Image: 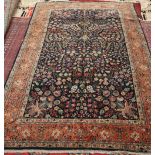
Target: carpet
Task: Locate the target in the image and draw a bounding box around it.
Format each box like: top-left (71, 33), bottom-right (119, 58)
top-left (140, 20), bottom-right (151, 51)
top-left (69, 0), bottom-right (151, 21)
top-left (4, 17), bottom-right (31, 83)
top-left (15, 7), bottom-right (34, 18)
top-left (5, 1), bottom-right (150, 153)
top-left (4, 151), bottom-right (151, 155)
top-left (70, 1), bottom-right (142, 20)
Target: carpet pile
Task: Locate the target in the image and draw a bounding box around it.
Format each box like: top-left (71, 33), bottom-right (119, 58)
top-left (5, 2), bottom-right (150, 154)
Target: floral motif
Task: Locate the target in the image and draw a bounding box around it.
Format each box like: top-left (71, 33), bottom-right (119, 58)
top-left (23, 9), bottom-right (139, 120)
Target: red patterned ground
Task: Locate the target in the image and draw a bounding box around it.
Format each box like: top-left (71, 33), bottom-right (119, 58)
top-left (4, 17), bottom-right (31, 83)
top-left (140, 20), bottom-right (151, 50)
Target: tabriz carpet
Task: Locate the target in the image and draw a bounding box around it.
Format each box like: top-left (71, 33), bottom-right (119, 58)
top-left (5, 1), bottom-right (150, 153)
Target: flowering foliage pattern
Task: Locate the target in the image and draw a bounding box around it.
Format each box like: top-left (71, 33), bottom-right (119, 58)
top-left (24, 9), bottom-right (139, 120)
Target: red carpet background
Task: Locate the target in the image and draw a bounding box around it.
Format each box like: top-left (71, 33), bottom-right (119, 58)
top-left (4, 17), bottom-right (31, 83)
